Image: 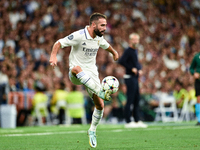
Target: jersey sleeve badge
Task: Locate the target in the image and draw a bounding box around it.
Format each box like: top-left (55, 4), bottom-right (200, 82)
top-left (68, 34), bottom-right (74, 40)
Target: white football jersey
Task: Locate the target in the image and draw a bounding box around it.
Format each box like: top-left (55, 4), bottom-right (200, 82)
top-left (58, 26), bottom-right (110, 73)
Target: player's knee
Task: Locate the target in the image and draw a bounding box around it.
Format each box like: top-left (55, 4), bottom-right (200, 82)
top-left (71, 66), bottom-right (82, 76)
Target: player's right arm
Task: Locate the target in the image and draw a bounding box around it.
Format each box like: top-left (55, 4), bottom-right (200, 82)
top-left (49, 41), bottom-right (61, 69)
top-left (49, 30), bottom-right (80, 69)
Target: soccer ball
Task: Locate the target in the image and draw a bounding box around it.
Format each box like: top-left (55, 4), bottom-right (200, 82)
top-left (101, 76), bottom-right (119, 94)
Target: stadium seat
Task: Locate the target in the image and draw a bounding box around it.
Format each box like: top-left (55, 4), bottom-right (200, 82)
top-left (178, 98), bottom-right (190, 122)
top-left (188, 99), bottom-right (197, 120)
top-left (154, 96), bottom-right (178, 122)
top-left (178, 98), bottom-right (196, 122)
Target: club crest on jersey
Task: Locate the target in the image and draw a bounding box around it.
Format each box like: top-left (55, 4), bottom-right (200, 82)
top-left (68, 35), bottom-right (74, 40)
top-left (98, 41), bottom-right (100, 46)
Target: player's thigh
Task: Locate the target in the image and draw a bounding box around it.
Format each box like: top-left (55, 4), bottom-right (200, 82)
top-left (68, 70), bottom-right (82, 85)
top-left (86, 70), bottom-right (101, 97)
top-left (69, 68), bottom-right (101, 94)
top-left (87, 71), bottom-right (104, 109)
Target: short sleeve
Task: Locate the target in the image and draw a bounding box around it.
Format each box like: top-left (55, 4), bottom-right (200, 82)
top-left (58, 31), bottom-right (80, 48)
top-left (100, 38), bottom-right (110, 50)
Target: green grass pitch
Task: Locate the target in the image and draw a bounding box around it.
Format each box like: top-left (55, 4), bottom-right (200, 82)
top-left (0, 122), bottom-right (199, 150)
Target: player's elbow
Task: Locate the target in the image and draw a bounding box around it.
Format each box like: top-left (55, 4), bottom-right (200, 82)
top-left (54, 41), bottom-right (61, 48)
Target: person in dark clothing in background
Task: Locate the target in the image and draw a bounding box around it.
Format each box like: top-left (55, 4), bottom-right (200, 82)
top-left (190, 52), bottom-right (200, 126)
top-left (118, 33), bottom-right (148, 128)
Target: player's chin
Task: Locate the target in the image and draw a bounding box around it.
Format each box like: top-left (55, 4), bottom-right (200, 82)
top-left (98, 34), bottom-right (104, 37)
top-left (101, 31), bottom-right (105, 35)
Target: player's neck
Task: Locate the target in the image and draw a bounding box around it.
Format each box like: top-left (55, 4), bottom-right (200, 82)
top-left (87, 26), bottom-right (96, 39)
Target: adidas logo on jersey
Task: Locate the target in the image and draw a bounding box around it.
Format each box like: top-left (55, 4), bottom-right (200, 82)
top-left (82, 42), bottom-right (86, 45)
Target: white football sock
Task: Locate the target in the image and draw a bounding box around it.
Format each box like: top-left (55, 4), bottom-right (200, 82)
top-left (76, 71), bottom-right (99, 94)
top-left (89, 108), bottom-right (104, 132)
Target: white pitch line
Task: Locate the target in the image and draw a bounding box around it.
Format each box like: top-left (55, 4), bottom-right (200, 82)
top-left (0, 130), bottom-right (24, 133)
top-left (1, 126), bottom-right (197, 137)
top-left (1, 130), bottom-right (86, 137)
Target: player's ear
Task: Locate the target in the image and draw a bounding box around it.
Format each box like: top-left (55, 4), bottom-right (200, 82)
top-left (91, 21), bottom-right (97, 28)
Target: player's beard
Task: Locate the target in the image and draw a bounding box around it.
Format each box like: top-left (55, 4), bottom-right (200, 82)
top-left (94, 28), bottom-right (104, 37)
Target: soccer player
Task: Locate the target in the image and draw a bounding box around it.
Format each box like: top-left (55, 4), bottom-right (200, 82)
top-left (189, 52), bottom-right (200, 126)
top-left (49, 13), bottom-right (119, 148)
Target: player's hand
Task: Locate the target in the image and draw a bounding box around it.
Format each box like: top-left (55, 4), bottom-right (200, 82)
top-left (49, 56), bottom-right (57, 69)
top-left (194, 72), bottom-right (200, 79)
top-left (113, 51), bottom-right (119, 61)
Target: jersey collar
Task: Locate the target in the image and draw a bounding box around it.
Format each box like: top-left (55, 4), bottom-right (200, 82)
top-left (84, 26), bottom-right (99, 40)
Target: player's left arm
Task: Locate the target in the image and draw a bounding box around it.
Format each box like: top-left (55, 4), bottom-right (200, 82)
top-left (105, 45), bottom-right (119, 61)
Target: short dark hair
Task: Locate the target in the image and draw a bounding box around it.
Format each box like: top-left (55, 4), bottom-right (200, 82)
top-left (89, 13), bottom-right (107, 25)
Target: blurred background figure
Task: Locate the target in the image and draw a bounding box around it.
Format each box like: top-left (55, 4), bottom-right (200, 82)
top-left (31, 81), bottom-right (49, 126)
top-left (66, 85), bottom-right (86, 124)
top-left (0, 65), bottom-right (9, 104)
top-left (173, 79), bottom-right (188, 109)
top-left (50, 81), bottom-right (68, 125)
top-left (118, 33), bottom-right (147, 128)
top-left (190, 52), bottom-right (200, 126)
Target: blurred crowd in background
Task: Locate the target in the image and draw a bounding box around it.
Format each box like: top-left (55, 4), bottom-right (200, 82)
top-left (0, 0), bottom-right (200, 125)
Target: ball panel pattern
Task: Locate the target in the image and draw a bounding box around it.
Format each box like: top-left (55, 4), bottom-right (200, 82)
top-left (101, 76), bottom-right (119, 94)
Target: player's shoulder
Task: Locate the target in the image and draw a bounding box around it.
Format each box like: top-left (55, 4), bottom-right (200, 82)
top-left (72, 29), bottom-right (85, 36)
top-left (78, 29), bottom-right (85, 35)
top-left (69, 29), bottom-right (85, 40)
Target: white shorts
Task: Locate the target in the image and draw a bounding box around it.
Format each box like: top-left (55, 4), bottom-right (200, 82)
top-left (68, 68), bottom-right (101, 98)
